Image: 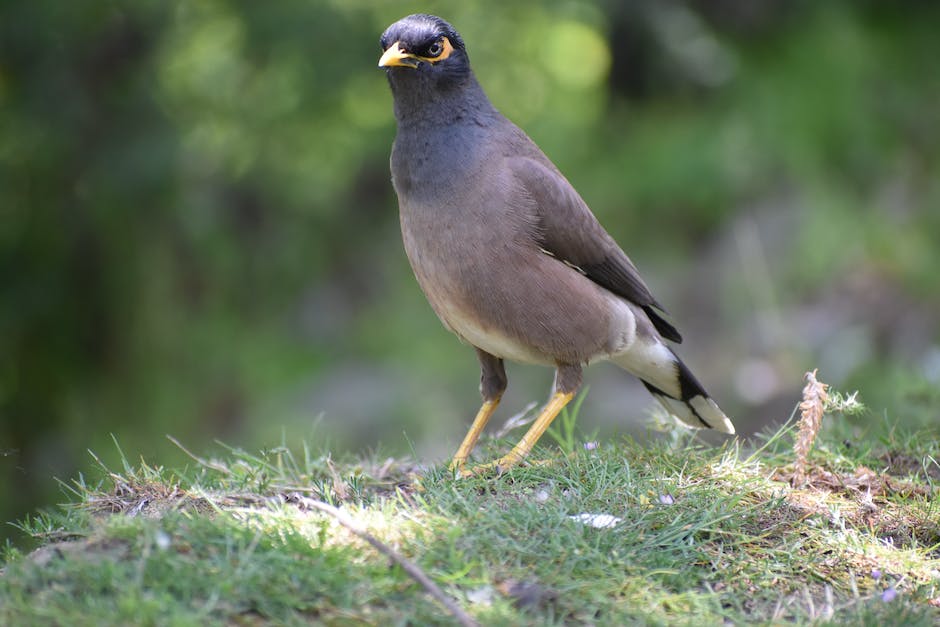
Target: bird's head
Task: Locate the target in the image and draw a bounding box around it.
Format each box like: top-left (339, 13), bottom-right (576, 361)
top-left (378, 14), bottom-right (470, 89)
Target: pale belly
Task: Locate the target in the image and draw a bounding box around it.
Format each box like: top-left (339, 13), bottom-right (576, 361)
top-left (436, 299), bottom-right (553, 365)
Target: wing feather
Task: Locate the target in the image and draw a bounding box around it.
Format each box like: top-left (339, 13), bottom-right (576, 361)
top-left (511, 157), bottom-right (682, 343)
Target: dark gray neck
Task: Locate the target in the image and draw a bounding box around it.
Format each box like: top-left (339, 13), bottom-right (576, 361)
top-left (387, 70), bottom-right (498, 131)
top-left (387, 69), bottom-right (507, 203)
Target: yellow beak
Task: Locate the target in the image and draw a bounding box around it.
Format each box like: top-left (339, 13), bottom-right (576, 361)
top-left (378, 41), bottom-right (419, 68)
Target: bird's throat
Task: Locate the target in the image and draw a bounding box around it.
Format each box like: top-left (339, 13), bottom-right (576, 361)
top-left (388, 71), bottom-right (495, 130)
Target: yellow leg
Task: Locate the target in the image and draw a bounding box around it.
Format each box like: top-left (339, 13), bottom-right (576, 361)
top-left (471, 390), bottom-right (575, 475)
top-left (449, 397), bottom-right (501, 474)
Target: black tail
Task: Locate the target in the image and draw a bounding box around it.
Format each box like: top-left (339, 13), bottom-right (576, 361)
top-left (640, 356), bottom-right (735, 434)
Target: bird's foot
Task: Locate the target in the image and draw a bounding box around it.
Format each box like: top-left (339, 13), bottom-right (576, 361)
top-left (459, 459), bottom-right (501, 478)
top-left (456, 450), bottom-right (526, 477)
top-left (449, 460), bottom-right (470, 478)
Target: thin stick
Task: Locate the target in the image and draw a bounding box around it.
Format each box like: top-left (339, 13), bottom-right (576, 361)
top-left (165, 437), bottom-right (474, 623)
top-left (287, 493), bottom-right (478, 627)
top-left (167, 435), bottom-right (231, 475)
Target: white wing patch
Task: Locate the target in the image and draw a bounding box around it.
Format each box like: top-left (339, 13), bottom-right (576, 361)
top-left (538, 247), bottom-right (587, 275)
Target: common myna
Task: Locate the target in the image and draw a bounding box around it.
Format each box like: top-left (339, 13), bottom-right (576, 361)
top-left (378, 14), bottom-right (735, 475)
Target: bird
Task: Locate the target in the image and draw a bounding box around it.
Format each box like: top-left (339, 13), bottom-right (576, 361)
top-left (378, 14), bottom-right (735, 476)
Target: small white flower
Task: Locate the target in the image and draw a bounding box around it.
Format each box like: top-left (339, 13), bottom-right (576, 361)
top-left (466, 586), bottom-right (495, 605)
top-left (569, 513), bottom-right (622, 529)
top-left (155, 530), bottom-right (172, 551)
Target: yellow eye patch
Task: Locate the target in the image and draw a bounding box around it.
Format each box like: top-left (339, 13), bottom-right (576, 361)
top-left (378, 37), bottom-right (455, 68)
top-left (426, 36), bottom-right (454, 61)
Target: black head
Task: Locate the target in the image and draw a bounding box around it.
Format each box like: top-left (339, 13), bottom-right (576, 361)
top-left (378, 14), bottom-right (470, 87)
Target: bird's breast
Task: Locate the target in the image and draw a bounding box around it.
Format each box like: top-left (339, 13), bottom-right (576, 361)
top-left (397, 188), bottom-right (551, 364)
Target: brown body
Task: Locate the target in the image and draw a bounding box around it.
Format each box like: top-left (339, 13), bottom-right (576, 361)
top-left (380, 14), bottom-right (734, 474)
top-left (399, 150), bottom-right (637, 368)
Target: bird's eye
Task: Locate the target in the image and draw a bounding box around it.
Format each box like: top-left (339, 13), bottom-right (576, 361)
top-left (427, 40), bottom-right (443, 57)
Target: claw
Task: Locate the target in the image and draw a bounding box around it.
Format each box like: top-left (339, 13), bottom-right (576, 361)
top-left (449, 390), bottom-right (575, 478)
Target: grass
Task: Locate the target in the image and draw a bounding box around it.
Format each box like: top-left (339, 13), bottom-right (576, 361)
top-left (2, 402), bottom-right (939, 625)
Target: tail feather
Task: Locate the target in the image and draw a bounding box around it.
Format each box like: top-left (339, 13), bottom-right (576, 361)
top-left (642, 380), bottom-right (735, 434)
top-left (613, 340), bottom-right (735, 434)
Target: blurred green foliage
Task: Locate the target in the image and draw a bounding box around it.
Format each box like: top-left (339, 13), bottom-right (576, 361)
top-left (1, 0), bottom-right (938, 543)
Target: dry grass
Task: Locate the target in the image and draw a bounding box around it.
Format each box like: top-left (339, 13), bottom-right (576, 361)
top-left (793, 369), bottom-right (829, 485)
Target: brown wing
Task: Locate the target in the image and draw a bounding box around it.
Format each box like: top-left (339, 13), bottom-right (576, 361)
top-left (511, 157), bottom-right (682, 343)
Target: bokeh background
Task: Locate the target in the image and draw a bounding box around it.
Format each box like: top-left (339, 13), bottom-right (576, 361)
top-left (2, 0), bottom-right (939, 544)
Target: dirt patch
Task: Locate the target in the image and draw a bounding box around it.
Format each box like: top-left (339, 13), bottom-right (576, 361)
top-left (879, 451), bottom-right (940, 483)
top-left (772, 465), bottom-right (932, 499)
top-left (768, 465), bottom-right (940, 557)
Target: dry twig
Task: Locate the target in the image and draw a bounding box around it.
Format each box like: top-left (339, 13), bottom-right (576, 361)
top-left (285, 493), bottom-right (479, 627)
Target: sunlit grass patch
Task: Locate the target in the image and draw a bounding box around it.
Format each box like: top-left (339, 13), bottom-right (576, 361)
top-left (2, 406), bottom-right (938, 625)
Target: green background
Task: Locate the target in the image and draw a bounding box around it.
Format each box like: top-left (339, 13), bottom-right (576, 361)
top-left (2, 0), bottom-right (939, 544)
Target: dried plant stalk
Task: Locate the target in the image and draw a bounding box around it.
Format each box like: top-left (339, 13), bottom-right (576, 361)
top-left (793, 369), bottom-right (829, 484)
top-left (285, 493), bottom-right (479, 627)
